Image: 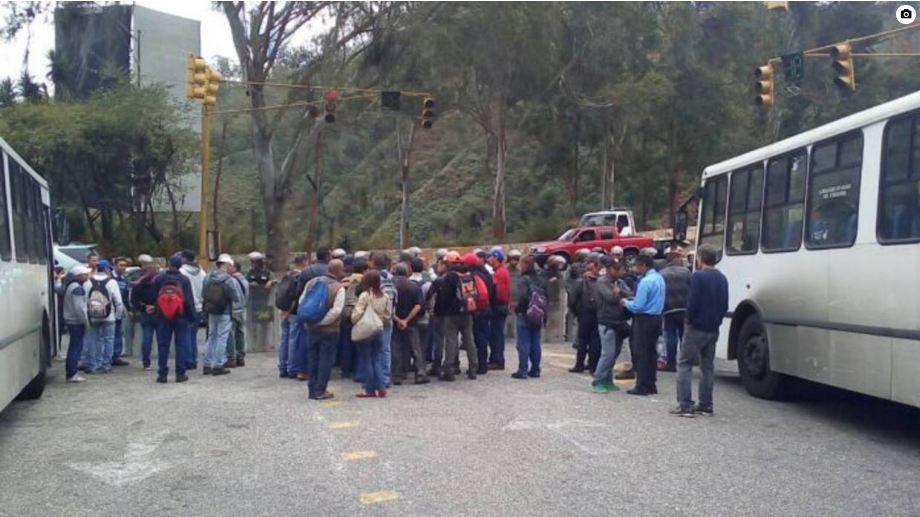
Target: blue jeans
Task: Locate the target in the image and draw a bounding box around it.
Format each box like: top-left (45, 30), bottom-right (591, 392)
top-left (593, 324), bottom-right (623, 385)
top-left (473, 313), bottom-right (491, 371)
top-left (87, 321), bottom-right (115, 372)
top-left (113, 319), bottom-right (124, 360)
top-left (338, 320), bottom-right (356, 375)
top-left (381, 323), bottom-right (393, 386)
top-left (156, 318), bottom-right (191, 378)
top-left (357, 330), bottom-right (385, 392)
top-left (205, 313), bottom-right (232, 368)
top-left (515, 315), bottom-right (542, 376)
top-left (295, 324), bottom-right (309, 374)
top-left (489, 309), bottom-right (508, 367)
top-left (65, 324), bottom-right (86, 379)
top-left (279, 316), bottom-right (301, 375)
top-left (140, 314), bottom-right (157, 368)
top-left (305, 330), bottom-right (338, 397)
top-left (664, 313), bottom-right (685, 367)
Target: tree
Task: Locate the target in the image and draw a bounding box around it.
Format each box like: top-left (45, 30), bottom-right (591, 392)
top-left (0, 77), bottom-right (16, 106)
top-left (220, 1), bottom-right (398, 265)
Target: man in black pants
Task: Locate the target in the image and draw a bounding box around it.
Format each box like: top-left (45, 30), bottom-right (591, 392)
top-left (623, 254), bottom-right (666, 396)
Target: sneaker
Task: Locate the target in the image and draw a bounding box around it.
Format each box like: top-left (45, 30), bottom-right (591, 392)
top-left (225, 358), bottom-right (237, 368)
top-left (604, 381), bottom-right (620, 392)
top-left (236, 357), bottom-right (245, 367)
top-left (475, 367), bottom-right (488, 375)
top-left (66, 375), bottom-right (87, 383)
top-left (591, 383), bottom-right (609, 394)
top-left (143, 366), bottom-right (152, 372)
top-left (203, 367), bottom-right (212, 375)
top-left (211, 368), bottom-right (230, 376)
top-left (527, 371), bottom-right (541, 378)
top-left (568, 366), bottom-right (586, 373)
top-left (669, 406), bottom-right (696, 418)
top-left (694, 405), bottom-right (714, 416)
top-left (487, 363), bottom-right (505, 371)
top-left (156, 376), bottom-right (167, 384)
top-left (439, 374), bottom-right (455, 382)
top-left (511, 372), bottom-right (527, 380)
top-left (112, 358), bottom-right (130, 366)
top-left (466, 371), bottom-right (477, 380)
top-left (356, 391), bottom-right (377, 398)
top-left (176, 374), bottom-right (189, 383)
top-left (377, 389), bottom-right (388, 398)
top-left (414, 377), bottom-right (430, 385)
top-left (317, 392), bottom-right (334, 400)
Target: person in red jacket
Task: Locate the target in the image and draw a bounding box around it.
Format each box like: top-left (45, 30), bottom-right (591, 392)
top-left (487, 247), bottom-right (511, 370)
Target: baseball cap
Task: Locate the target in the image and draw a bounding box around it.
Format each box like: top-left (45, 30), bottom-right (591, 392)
top-left (490, 248), bottom-right (505, 262)
top-left (462, 253), bottom-right (479, 266)
top-left (332, 248), bottom-right (347, 259)
top-left (137, 254), bottom-right (154, 265)
top-left (248, 251), bottom-right (265, 261)
top-left (96, 259), bottom-right (113, 271)
top-left (508, 249), bottom-right (522, 259)
top-left (217, 253), bottom-right (234, 266)
top-left (169, 253), bottom-right (184, 269)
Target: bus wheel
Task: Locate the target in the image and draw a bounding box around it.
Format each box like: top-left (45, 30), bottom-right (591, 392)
top-left (737, 315), bottom-right (785, 400)
top-left (15, 321), bottom-right (49, 402)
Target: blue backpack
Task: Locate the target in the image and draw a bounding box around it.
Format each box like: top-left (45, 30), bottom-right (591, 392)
top-left (297, 279), bottom-right (329, 324)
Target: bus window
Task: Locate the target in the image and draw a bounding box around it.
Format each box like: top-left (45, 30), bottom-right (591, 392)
top-left (762, 152), bottom-right (807, 252)
top-left (879, 115), bottom-right (920, 243)
top-left (32, 182), bottom-right (45, 263)
top-left (727, 165), bottom-right (764, 255)
top-left (0, 155), bottom-right (9, 261)
top-left (806, 133), bottom-right (863, 249)
top-left (25, 176), bottom-right (37, 263)
top-left (8, 162), bottom-right (26, 262)
top-left (699, 175), bottom-right (728, 259)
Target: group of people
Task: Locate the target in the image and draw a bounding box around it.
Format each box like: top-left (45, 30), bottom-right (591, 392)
top-left (57, 240), bottom-right (729, 417)
top-left (58, 249), bottom-right (274, 384)
top-left (561, 244), bottom-right (728, 416)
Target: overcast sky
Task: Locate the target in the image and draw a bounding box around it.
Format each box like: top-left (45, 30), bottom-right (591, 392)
top-left (0, 2), bottom-right (240, 81)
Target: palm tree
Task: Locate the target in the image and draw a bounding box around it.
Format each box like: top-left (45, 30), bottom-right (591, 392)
top-left (46, 49), bottom-right (69, 100)
top-left (18, 71), bottom-right (44, 104)
top-left (0, 78), bottom-right (17, 107)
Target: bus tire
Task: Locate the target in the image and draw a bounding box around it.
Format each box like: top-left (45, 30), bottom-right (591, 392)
top-left (15, 320), bottom-right (50, 402)
top-left (737, 315), bottom-right (786, 400)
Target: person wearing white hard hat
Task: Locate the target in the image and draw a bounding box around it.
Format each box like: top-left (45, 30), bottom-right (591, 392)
top-left (245, 251), bottom-right (275, 288)
top-left (202, 254), bottom-right (242, 376)
top-left (63, 265), bottom-right (92, 382)
top-left (610, 246), bottom-right (624, 259)
top-left (332, 248), bottom-right (347, 259)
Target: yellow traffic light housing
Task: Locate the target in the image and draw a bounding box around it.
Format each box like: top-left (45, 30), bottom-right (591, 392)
top-left (831, 43), bottom-right (856, 92)
top-left (754, 64), bottom-right (774, 107)
top-left (421, 97), bottom-right (435, 129)
top-left (186, 55), bottom-right (208, 101)
top-left (204, 69), bottom-right (221, 106)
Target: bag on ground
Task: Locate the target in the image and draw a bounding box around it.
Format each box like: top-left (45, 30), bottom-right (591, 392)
top-left (297, 278), bottom-right (329, 324)
top-left (157, 279), bottom-right (185, 321)
top-left (87, 279), bottom-right (112, 320)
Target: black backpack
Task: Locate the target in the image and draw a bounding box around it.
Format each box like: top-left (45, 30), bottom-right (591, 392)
top-left (203, 276), bottom-right (231, 314)
top-left (275, 271), bottom-right (300, 311)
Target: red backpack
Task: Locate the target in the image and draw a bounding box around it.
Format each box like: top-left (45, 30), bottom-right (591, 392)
top-left (157, 279), bottom-right (185, 321)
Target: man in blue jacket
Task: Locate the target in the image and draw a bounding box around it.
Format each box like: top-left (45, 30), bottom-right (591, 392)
top-left (153, 253), bottom-right (198, 384)
top-left (671, 245), bottom-right (729, 417)
top-left (623, 254), bottom-right (665, 396)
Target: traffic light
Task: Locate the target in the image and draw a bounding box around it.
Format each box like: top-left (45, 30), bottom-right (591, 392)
top-left (421, 97), bottom-right (435, 128)
top-left (186, 55), bottom-right (208, 101)
top-left (831, 42), bottom-right (856, 92)
top-left (754, 64), bottom-right (774, 107)
top-left (324, 89), bottom-right (338, 123)
top-left (204, 69), bottom-right (221, 106)
top-left (381, 90), bottom-right (401, 111)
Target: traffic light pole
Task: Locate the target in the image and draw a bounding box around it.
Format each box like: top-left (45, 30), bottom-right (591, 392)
top-left (198, 105), bottom-right (212, 264)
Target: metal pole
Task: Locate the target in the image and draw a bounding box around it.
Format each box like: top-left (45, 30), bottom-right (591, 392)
top-left (135, 29), bottom-right (141, 88)
top-left (197, 105), bottom-right (211, 264)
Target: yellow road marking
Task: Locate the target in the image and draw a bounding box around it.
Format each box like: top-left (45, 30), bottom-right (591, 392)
top-left (327, 421), bottom-right (359, 429)
top-left (359, 490), bottom-right (399, 504)
top-left (614, 379), bottom-right (634, 386)
top-left (320, 400), bottom-right (346, 408)
top-left (341, 450), bottom-right (378, 461)
top-left (543, 351), bottom-right (575, 359)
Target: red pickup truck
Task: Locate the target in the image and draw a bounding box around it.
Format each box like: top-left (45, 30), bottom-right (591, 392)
top-left (528, 226), bottom-right (654, 266)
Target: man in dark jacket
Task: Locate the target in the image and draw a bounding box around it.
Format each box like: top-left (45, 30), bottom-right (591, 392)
top-left (153, 253), bottom-right (198, 383)
top-left (659, 245), bottom-right (692, 372)
top-left (111, 257), bottom-right (131, 366)
top-left (433, 252), bottom-right (477, 381)
top-left (472, 250), bottom-right (495, 375)
top-left (512, 256), bottom-right (545, 380)
top-left (291, 248), bottom-right (331, 380)
top-left (130, 256), bottom-right (161, 371)
top-left (568, 254), bottom-right (601, 374)
top-left (591, 256), bottom-right (633, 393)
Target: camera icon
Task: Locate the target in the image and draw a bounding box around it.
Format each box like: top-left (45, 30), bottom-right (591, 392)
top-left (897, 5), bottom-right (916, 24)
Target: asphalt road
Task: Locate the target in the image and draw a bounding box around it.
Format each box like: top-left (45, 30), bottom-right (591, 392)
top-left (2, 341), bottom-right (920, 517)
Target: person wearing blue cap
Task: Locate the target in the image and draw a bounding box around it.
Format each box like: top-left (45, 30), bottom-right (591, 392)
top-left (151, 253), bottom-right (198, 383)
top-left (85, 260), bottom-right (124, 374)
top-left (487, 248), bottom-right (510, 370)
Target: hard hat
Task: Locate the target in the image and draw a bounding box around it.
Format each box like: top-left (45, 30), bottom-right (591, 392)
top-left (248, 251), bottom-right (265, 260)
top-left (70, 264), bottom-right (92, 276)
top-left (641, 247), bottom-right (658, 258)
top-left (444, 251), bottom-right (462, 263)
top-left (435, 248), bottom-right (449, 259)
top-left (611, 246), bottom-right (624, 257)
top-left (332, 248), bottom-right (346, 258)
top-left (462, 253), bottom-right (479, 266)
top-left (354, 250), bottom-right (370, 260)
top-left (137, 254), bottom-right (154, 265)
top-left (508, 249), bottom-right (522, 259)
top-left (408, 246), bottom-right (422, 257)
top-left (575, 248), bottom-right (590, 258)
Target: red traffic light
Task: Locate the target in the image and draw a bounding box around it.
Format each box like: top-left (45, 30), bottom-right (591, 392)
top-left (325, 89), bottom-right (338, 103)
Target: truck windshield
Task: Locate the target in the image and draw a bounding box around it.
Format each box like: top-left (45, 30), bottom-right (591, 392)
top-left (558, 229), bottom-right (577, 241)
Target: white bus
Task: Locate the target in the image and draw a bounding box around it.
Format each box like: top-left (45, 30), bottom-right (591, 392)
top-left (682, 90), bottom-right (920, 409)
top-left (0, 136), bottom-right (56, 412)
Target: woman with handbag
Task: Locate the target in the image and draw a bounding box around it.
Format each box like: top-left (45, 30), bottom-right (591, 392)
top-left (351, 270), bottom-right (392, 398)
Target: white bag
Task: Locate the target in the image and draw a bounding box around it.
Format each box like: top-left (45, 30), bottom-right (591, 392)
top-left (351, 302), bottom-right (383, 342)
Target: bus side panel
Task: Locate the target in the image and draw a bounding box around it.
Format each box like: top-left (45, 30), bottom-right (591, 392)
top-left (0, 328), bottom-right (41, 410)
top-left (766, 323), bottom-right (798, 376)
top-left (892, 338), bottom-right (920, 407)
top-left (827, 332), bottom-right (891, 399)
top-left (792, 250), bottom-right (830, 382)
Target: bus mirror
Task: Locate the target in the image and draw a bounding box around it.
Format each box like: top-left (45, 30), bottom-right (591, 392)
top-left (675, 210), bottom-right (689, 242)
top-left (207, 230), bottom-right (221, 262)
